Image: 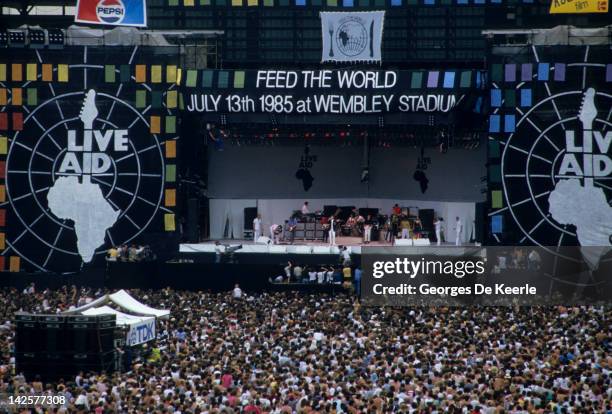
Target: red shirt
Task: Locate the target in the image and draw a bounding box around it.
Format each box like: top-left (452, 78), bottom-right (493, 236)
top-left (392, 206), bottom-right (401, 215)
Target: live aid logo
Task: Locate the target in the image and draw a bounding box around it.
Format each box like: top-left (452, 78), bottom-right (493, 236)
top-left (58, 129), bottom-right (129, 175)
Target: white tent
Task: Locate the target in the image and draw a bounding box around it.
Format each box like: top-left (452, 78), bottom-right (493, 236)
top-left (65, 289), bottom-right (170, 319)
top-left (80, 305), bottom-right (156, 346)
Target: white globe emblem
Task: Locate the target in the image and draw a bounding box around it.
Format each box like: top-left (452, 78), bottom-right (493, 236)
top-left (335, 17), bottom-right (368, 57)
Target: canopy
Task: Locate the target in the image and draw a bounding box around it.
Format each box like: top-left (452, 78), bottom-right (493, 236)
top-left (81, 305), bottom-right (152, 326)
top-left (64, 289), bottom-right (170, 319)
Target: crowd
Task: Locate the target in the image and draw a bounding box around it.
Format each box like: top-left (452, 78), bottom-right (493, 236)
top-left (107, 245), bottom-right (156, 262)
top-left (0, 285), bottom-right (610, 413)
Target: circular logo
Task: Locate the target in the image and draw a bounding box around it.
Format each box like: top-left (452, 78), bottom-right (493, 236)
top-left (5, 63), bottom-right (165, 272)
top-left (96, 0), bottom-right (125, 25)
top-left (335, 17), bottom-right (368, 57)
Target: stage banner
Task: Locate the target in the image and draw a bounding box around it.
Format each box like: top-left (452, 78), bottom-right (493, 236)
top-left (180, 68), bottom-right (483, 116)
top-left (75, 0), bottom-right (147, 27)
top-left (549, 0), bottom-right (608, 13)
top-left (320, 11), bottom-right (385, 63)
top-left (486, 45), bottom-right (611, 269)
top-left (0, 46), bottom-right (178, 273)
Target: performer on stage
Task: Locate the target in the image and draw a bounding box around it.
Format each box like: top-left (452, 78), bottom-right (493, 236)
top-left (363, 215), bottom-right (373, 244)
top-left (434, 217), bottom-right (443, 246)
top-left (269, 224), bottom-right (282, 245)
top-left (329, 217), bottom-right (336, 246)
top-left (301, 201), bottom-right (310, 215)
top-left (454, 216), bottom-right (463, 246)
top-left (253, 213), bottom-right (262, 242)
top-left (321, 216), bottom-right (330, 243)
top-left (287, 215), bottom-right (298, 244)
top-left (400, 215), bottom-right (412, 239)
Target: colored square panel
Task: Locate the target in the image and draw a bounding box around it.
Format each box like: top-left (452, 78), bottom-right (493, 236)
top-left (606, 64), bottom-right (612, 82)
top-left (166, 90), bottom-right (178, 108)
top-left (410, 72), bottom-right (423, 88)
top-left (164, 214), bottom-right (176, 231)
top-left (57, 64), bottom-right (68, 82)
top-left (135, 65), bottom-right (146, 82)
top-left (136, 90), bottom-right (147, 108)
top-left (216, 0), bottom-right (227, 5)
top-left (233, 71), bottom-right (245, 88)
top-left (200, 0), bottom-right (212, 4)
top-left (424, 0), bottom-right (435, 4)
top-left (264, 0), bottom-right (274, 5)
top-left (460, 71), bottom-right (471, 88)
top-left (179, 92), bottom-right (185, 110)
top-left (11, 64), bottom-right (22, 82)
top-left (0, 64), bottom-right (5, 81)
top-left (165, 116), bottom-right (176, 134)
top-left (491, 64), bottom-right (502, 82)
top-left (0, 114), bottom-right (7, 130)
top-left (426, 71), bottom-right (439, 88)
top-left (457, 0), bottom-right (468, 4)
top-left (504, 89), bottom-right (515, 107)
top-left (474, 0), bottom-right (484, 3)
top-left (231, 0), bottom-right (242, 5)
top-left (176, 68), bottom-right (182, 85)
top-left (165, 189), bottom-right (177, 207)
top-left (537, 63), bottom-right (549, 81)
top-left (489, 165), bottom-right (501, 183)
top-left (443, 71), bottom-right (455, 88)
top-left (217, 71), bottom-right (229, 88)
top-left (521, 63), bottom-right (532, 81)
top-left (185, 0), bottom-right (195, 4)
top-left (0, 185), bottom-right (5, 202)
top-left (490, 89), bottom-right (502, 107)
top-left (520, 89), bottom-right (532, 107)
top-left (327, 0), bottom-right (338, 6)
top-left (504, 64), bottom-right (516, 82)
top-left (105, 65), bottom-right (116, 83)
top-left (150, 116), bottom-right (161, 134)
top-left (42, 64), bottom-right (53, 81)
top-left (201, 71), bottom-right (213, 88)
top-left (151, 65), bottom-right (162, 83)
top-left (491, 215), bottom-right (503, 233)
top-left (26, 63), bottom-right (37, 81)
top-left (166, 165), bottom-right (176, 182)
top-left (391, 0), bottom-right (401, 5)
top-left (11, 88), bottom-right (23, 106)
top-left (359, 0), bottom-right (371, 5)
top-left (489, 115), bottom-right (500, 133)
top-left (12, 112), bottom-right (23, 130)
top-left (120, 65), bottom-right (131, 82)
top-left (9, 256), bottom-right (20, 273)
top-left (0, 162), bottom-right (4, 179)
top-left (166, 65), bottom-right (177, 83)
top-left (151, 91), bottom-right (162, 108)
top-left (0, 209), bottom-right (3, 224)
top-left (166, 140), bottom-right (177, 158)
top-left (374, 0), bottom-right (384, 5)
top-left (27, 88), bottom-right (37, 106)
top-left (0, 89), bottom-right (6, 106)
top-left (343, 0), bottom-right (354, 5)
top-left (488, 140), bottom-right (500, 158)
top-left (504, 114), bottom-right (515, 132)
top-left (0, 233), bottom-right (4, 250)
top-left (186, 70), bottom-right (197, 87)
top-left (554, 63), bottom-right (565, 81)
top-left (0, 257), bottom-right (4, 271)
top-left (168, 0), bottom-right (178, 4)
top-left (247, 0), bottom-right (258, 5)
top-left (0, 137), bottom-right (6, 154)
top-left (491, 190), bottom-right (503, 209)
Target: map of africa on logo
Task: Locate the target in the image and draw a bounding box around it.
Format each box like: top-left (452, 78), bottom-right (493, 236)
top-left (46, 90), bottom-right (120, 262)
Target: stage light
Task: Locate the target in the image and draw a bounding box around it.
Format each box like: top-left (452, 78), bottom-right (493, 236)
top-left (48, 29), bottom-right (65, 49)
top-left (8, 30), bottom-right (26, 47)
top-left (28, 29), bottom-right (46, 48)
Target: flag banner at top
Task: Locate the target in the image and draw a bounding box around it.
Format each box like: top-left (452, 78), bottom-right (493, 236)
top-left (75, 0), bottom-right (148, 27)
top-left (321, 11), bottom-right (385, 64)
top-left (549, 0), bottom-right (608, 13)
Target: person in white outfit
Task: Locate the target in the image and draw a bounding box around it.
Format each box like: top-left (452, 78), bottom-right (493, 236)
top-left (328, 217), bottom-right (336, 246)
top-left (301, 201), bottom-right (310, 215)
top-left (454, 217), bottom-right (463, 246)
top-left (253, 214), bottom-right (262, 242)
top-left (434, 217), bottom-right (442, 246)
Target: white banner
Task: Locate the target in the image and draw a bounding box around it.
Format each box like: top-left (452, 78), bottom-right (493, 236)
top-left (320, 11), bottom-right (385, 63)
top-left (126, 318), bottom-right (156, 346)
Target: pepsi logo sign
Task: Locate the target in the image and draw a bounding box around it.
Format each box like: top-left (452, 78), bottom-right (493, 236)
top-left (96, 0), bottom-right (125, 24)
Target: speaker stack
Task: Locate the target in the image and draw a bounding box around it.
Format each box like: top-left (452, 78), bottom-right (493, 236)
top-left (15, 313), bottom-right (117, 382)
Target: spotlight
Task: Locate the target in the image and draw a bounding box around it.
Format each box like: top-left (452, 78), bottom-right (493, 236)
top-left (8, 30), bottom-right (26, 47)
top-left (47, 29), bottom-right (65, 49)
top-left (28, 29), bottom-right (46, 48)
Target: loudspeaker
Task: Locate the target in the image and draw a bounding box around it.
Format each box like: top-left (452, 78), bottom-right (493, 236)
top-left (187, 198), bottom-right (200, 243)
top-left (418, 209), bottom-right (435, 232)
top-left (323, 205), bottom-right (337, 217)
top-left (244, 207), bottom-right (257, 231)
